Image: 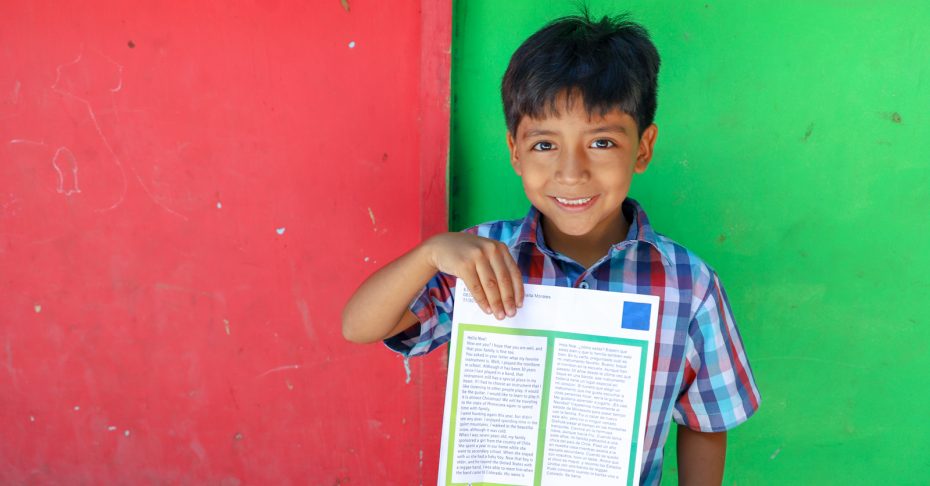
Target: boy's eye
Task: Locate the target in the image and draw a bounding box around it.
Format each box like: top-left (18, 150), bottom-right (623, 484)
top-left (532, 141), bottom-right (555, 151)
top-left (590, 139), bottom-right (615, 149)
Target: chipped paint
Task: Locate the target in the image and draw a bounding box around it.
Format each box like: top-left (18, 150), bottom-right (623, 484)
top-left (340, 0), bottom-right (350, 12)
top-left (348, 41), bottom-right (356, 49)
top-left (403, 357), bottom-right (411, 384)
top-left (276, 227), bottom-right (286, 235)
top-left (223, 319), bottom-right (231, 335)
top-left (34, 304), bottom-right (41, 313)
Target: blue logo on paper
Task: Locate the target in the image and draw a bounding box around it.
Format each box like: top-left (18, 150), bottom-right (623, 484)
top-left (621, 302), bottom-right (651, 331)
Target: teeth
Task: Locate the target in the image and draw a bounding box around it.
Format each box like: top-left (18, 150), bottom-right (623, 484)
top-left (555, 196), bottom-right (592, 206)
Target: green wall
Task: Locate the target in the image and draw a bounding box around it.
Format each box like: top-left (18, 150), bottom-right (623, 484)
top-left (451, 1), bottom-right (930, 483)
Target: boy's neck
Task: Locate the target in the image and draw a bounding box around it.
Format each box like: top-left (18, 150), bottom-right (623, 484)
top-left (540, 210), bottom-right (630, 269)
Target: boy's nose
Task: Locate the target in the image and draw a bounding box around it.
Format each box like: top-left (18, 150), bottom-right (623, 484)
top-left (554, 147), bottom-right (590, 184)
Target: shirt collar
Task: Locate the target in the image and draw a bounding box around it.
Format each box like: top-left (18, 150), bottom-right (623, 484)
top-left (512, 198), bottom-right (672, 266)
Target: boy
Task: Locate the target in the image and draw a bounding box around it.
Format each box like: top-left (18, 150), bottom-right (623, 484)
top-left (343, 12), bottom-right (760, 485)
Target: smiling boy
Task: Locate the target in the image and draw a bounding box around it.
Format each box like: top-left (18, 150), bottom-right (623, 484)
top-left (342, 12), bottom-right (760, 485)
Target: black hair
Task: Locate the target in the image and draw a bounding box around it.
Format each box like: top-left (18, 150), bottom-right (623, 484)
top-left (501, 10), bottom-right (660, 137)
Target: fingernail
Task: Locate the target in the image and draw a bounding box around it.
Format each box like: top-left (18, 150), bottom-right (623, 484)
top-left (495, 312), bottom-right (504, 320)
top-left (506, 308), bottom-right (515, 317)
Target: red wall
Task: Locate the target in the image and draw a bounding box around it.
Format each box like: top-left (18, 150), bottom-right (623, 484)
top-left (0, 1), bottom-right (449, 483)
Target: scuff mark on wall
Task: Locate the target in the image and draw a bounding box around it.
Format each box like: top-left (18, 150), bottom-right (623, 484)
top-left (257, 364), bottom-right (302, 378)
top-left (1, 193), bottom-right (21, 218)
top-left (802, 123), bottom-right (814, 142)
top-left (418, 449), bottom-right (424, 481)
top-left (402, 357), bottom-right (411, 384)
top-left (50, 49), bottom-right (127, 212)
top-left (879, 111), bottom-right (903, 124)
top-left (52, 147), bottom-right (81, 196)
top-left (296, 298), bottom-right (315, 340)
top-left (4, 335), bottom-right (15, 383)
top-left (50, 48), bottom-right (190, 220)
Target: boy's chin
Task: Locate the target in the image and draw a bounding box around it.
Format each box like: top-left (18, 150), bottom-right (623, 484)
top-left (540, 216), bottom-right (599, 238)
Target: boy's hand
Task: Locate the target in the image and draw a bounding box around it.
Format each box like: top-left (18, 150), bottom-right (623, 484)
top-left (423, 233), bottom-right (524, 319)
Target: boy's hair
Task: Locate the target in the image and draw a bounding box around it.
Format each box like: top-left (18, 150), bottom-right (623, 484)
top-left (501, 11), bottom-right (660, 137)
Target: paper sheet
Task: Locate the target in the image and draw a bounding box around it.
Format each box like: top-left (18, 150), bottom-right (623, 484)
top-left (437, 281), bottom-right (659, 486)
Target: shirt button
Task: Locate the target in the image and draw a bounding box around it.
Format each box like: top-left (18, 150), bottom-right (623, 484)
top-left (578, 281), bottom-right (590, 289)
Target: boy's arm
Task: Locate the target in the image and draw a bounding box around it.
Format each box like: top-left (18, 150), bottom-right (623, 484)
top-left (677, 424), bottom-right (726, 485)
top-left (341, 233), bottom-right (524, 344)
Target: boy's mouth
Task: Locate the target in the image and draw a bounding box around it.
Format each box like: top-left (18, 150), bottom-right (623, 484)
top-left (552, 195), bottom-right (597, 210)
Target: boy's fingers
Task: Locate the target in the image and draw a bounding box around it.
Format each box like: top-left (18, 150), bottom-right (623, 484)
top-left (475, 259), bottom-right (505, 320)
top-left (461, 272), bottom-right (491, 315)
top-left (488, 249), bottom-right (516, 317)
top-left (504, 254), bottom-right (524, 308)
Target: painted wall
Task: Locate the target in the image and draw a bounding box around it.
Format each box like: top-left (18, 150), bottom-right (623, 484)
top-left (1, 0), bottom-right (449, 484)
top-left (452, 0), bottom-right (929, 483)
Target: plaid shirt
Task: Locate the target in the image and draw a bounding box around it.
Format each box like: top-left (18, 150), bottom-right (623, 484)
top-left (386, 198), bottom-right (761, 485)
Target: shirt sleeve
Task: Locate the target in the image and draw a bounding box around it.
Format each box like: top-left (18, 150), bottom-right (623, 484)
top-left (383, 271), bottom-right (457, 358)
top-left (673, 272), bottom-right (761, 432)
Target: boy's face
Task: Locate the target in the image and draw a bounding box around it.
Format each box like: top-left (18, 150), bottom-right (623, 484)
top-left (506, 93), bottom-right (658, 246)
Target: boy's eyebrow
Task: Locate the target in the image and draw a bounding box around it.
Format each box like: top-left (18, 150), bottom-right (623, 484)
top-left (586, 124), bottom-right (628, 135)
top-left (522, 128), bottom-right (558, 139)
top-left (522, 125), bottom-right (629, 139)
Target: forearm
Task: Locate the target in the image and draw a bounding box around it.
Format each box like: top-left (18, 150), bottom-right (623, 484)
top-left (676, 425), bottom-right (726, 486)
top-left (341, 240), bottom-right (437, 344)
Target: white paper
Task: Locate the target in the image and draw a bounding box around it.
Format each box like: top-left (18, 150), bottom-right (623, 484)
top-left (437, 281), bottom-right (659, 486)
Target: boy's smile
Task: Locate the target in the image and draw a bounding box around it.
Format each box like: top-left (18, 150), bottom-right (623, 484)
top-left (507, 92), bottom-right (658, 266)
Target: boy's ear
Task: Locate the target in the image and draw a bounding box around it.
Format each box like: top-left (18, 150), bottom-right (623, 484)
top-left (506, 130), bottom-right (522, 175)
top-left (634, 124), bottom-right (659, 173)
